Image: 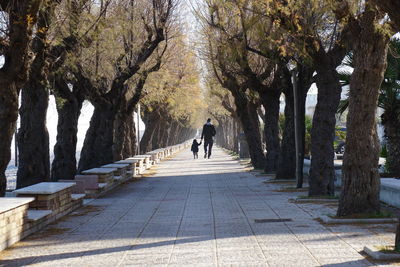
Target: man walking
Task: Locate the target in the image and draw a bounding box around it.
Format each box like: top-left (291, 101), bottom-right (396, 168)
top-left (201, 118), bottom-right (216, 159)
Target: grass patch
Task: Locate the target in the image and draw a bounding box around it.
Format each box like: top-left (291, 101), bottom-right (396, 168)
top-left (274, 188), bottom-right (306, 193)
top-left (376, 246), bottom-right (400, 254)
top-left (331, 211), bottom-right (394, 219)
top-left (275, 187), bottom-right (308, 192)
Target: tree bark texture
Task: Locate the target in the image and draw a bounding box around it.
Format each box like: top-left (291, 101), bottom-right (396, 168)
top-left (296, 64), bottom-right (314, 184)
top-left (0, 0), bottom-right (42, 196)
top-left (308, 64), bottom-right (343, 196)
top-left (113, 111), bottom-right (133, 161)
top-left (17, 80), bottom-right (50, 188)
top-left (337, 10), bottom-right (390, 216)
top-left (160, 119), bottom-right (171, 148)
top-left (0, 85), bottom-right (19, 195)
top-left (151, 123), bottom-right (161, 150)
top-left (372, 0), bottom-right (400, 31)
top-left (140, 110), bottom-right (161, 153)
top-left (16, 4), bottom-right (55, 188)
top-left (78, 105), bottom-right (116, 172)
top-left (382, 111), bottom-right (400, 175)
top-left (276, 74), bottom-right (296, 179)
top-left (51, 81), bottom-right (85, 180)
top-left (232, 93), bottom-right (265, 169)
top-left (260, 89), bottom-right (281, 173)
top-left (125, 116), bottom-right (137, 158)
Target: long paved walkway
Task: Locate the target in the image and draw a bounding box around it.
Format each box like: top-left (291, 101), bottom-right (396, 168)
top-left (0, 148), bottom-right (396, 266)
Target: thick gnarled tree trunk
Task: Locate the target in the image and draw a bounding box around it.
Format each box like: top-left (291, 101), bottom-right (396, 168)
top-left (16, 4), bottom-right (54, 188)
top-left (51, 99), bottom-right (83, 180)
top-left (233, 94), bottom-right (265, 169)
top-left (337, 10), bottom-right (390, 216)
top-left (113, 110), bottom-right (137, 160)
top-left (17, 80), bottom-right (50, 188)
top-left (140, 110), bottom-right (160, 153)
top-left (260, 89), bottom-right (281, 173)
top-left (276, 79), bottom-right (295, 179)
top-left (308, 66), bottom-right (342, 196)
top-left (0, 88), bottom-right (19, 194)
top-left (382, 112), bottom-right (400, 175)
top-left (0, 0), bottom-right (41, 196)
top-left (78, 105), bottom-right (116, 172)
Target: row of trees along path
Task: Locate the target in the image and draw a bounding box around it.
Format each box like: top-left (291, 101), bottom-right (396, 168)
top-left (0, 0), bottom-right (202, 196)
top-left (2, 0), bottom-right (400, 250)
top-left (199, 0), bottom-right (399, 242)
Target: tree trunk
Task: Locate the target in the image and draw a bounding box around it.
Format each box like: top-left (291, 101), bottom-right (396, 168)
top-left (396, 222), bottom-right (400, 251)
top-left (382, 112), bottom-right (400, 175)
top-left (140, 110), bottom-right (160, 153)
top-left (276, 80), bottom-right (296, 179)
top-left (51, 97), bottom-right (82, 181)
top-left (297, 64), bottom-right (314, 186)
top-left (168, 121), bottom-right (179, 146)
top-left (233, 119), bottom-right (240, 154)
top-left (152, 122), bottom-right (161, 150)
top-left (160, 120), bottom-right (171, 147)
top-left (337, 10), bottom-right (390, 216)
top-left (78, 105), bottom-right (116, 172)
top-left (113, 111), bottom-right (133, 161)
top-left (0, 0), bottom-right (42, 196)
top-left (308, 66), bottom-right (342, 196)
top-left (16, 4), bottom-right (54, 188)
top-left (126, 115), bottom-right (137, 157)
top-left (0, 87), bottom-right (19, 195)
top-left (233, 95), bottom-right (265, 169)
top-left (17, 81), bottom-right (50, 188)
top-left (260, 89), bottom-right (281, 173)
top-left (51, 74), bottom-right (85, 181)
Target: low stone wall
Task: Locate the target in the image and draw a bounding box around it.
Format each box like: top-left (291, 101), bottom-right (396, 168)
top-left (0, 198), bottom-right (33, 251)
top-left (303, 159), bottom-right (343, 187)
top-left (380, 178), bottom-right (400, 208)
top-left (0, 140), bottom-right (192, 252)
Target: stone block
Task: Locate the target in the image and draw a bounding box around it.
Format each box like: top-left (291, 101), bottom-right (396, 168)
top-left (75, 175), bottom-right (99, 190)
top-left (58, 180), bottom-right (85, 194)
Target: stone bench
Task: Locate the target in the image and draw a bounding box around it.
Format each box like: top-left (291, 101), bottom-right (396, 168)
top-left (303, 159), bottom-right (342, 187)
top-left (74, 175), bottom-right (100, 190)
top-left (58, 179), bottom-right (85, 194)
top-left (101, 163), bottom-right (130, 180)
top-left (2, 182), bottom-right (85, 251)
top-left (303, 157), bottom-right (386, 187)
top-left (130, 155), bottom-right (152, 169)
top-left (380, 178), bottom-right (400, 208)
top-left (0, 198), bottom-right (34, 251)
top-left (81, 167), bottom-right (117, 183)
top-left (13, 182), bottom-right (76, 211)
top-left (125, 157), bottom-right (146, 174)
top-left (115, 159), bottom-right (140, 176)
top-left (146, 151), bottom-right (162, 164)
top-left (155, 150), bottom-right (164, 158)
top-left (74, 175), bottom-right (112, 198)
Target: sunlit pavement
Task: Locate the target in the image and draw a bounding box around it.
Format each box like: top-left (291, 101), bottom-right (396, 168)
top-left (0, 147), bottom-right (396, 266)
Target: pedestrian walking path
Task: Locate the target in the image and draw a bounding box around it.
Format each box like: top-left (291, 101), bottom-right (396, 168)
top-left (0, 148), bottom-right (396, 266)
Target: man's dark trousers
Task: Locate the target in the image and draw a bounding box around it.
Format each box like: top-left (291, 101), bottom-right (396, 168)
top-left (204, 139), bottom-right (214, 158)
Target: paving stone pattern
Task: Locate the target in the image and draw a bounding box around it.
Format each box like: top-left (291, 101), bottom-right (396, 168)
top-left (0, 148), bottom-right (397, 266)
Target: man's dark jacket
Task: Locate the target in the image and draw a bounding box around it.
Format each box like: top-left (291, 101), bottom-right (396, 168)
top-left (201, 123), bottom-right (216, 141)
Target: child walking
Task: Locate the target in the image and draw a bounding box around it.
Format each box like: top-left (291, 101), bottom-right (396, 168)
top-left (191, 139), bottom-right (202, 159)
